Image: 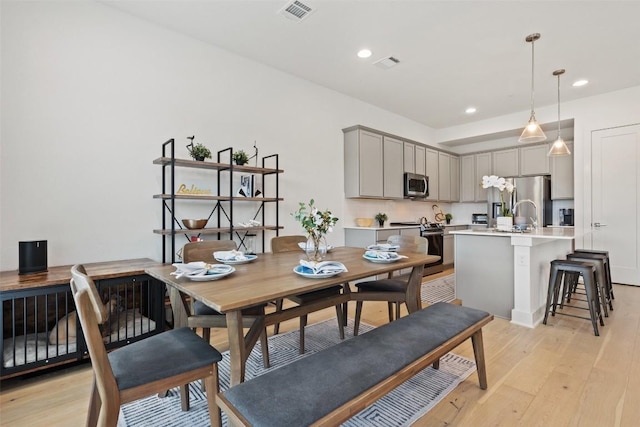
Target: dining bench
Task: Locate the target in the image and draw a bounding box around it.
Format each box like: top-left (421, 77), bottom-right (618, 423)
top-left (216, 302), bottom-right (494, 426)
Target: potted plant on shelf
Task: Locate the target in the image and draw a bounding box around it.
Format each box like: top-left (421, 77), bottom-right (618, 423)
top-left (375, 212), bottom-right (388, 227)
top-left (232, 150), bottom-right (249, 165)
top-left (445, 213), bottom-right (453, 224)
top-left (187, 143), bottom-right (212, 161)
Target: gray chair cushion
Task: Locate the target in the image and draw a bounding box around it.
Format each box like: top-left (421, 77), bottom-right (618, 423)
top-left (355, 278), bottom-right (407, 293)
top-left (222, 302), bottom-right (489, 427)
top-left (110, 327), bottom-right (222, 391)
top-left (289, 285), bottom-right (343, 304)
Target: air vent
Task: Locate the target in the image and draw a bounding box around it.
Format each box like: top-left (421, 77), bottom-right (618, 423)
top-left (278, 1), bottom-right (314, 22)
top-left (373, 56), bottom-right (400, 69)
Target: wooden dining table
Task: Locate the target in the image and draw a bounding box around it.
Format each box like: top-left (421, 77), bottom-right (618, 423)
top-left (146, 246), bottom-right (435, 385)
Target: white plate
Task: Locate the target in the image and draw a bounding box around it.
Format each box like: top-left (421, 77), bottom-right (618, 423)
top-left (297, 242), bottom-right (334, 252)
top-left (362, 253), bottom-right (401, 264)
top-left (293, 264), bottom-right (342, 279)
top-left (214, 254), bottom-right (258, 265)
top-left (186, 265), bottom-right (235, 281)
top-left (172, 261), bottom-right (209, 273)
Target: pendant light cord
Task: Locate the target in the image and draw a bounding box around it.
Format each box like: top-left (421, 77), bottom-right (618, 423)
top-left (530, 39), bottom-right (535, 116)
top-left (557, 73), bottom-right (561, 138)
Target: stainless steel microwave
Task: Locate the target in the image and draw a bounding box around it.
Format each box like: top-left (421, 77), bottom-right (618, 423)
top-left (404, 173), bottom-right (428, 198)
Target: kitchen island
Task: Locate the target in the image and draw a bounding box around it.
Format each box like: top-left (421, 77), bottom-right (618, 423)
top-left (449, 227), bottom-right (575, 327)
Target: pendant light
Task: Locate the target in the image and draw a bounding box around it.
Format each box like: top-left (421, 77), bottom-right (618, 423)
top-left (547, 69), bottom-right (571, 156)
top-left (519, 33), bottom-right (547, 143)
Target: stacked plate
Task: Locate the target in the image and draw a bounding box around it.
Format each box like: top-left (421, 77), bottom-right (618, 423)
top-left (171, 262), bottom-right (236, 281)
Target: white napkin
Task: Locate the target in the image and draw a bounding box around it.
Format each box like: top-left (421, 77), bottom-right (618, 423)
top-left (364, 250), bottom-right (407, 260)
top-left (298, 260), bottom-right (347, 275)
top-left (214, 250), bottom-right (248, 261)
top-left (171, 261), bottom-right (208, 278)
top-left (366, 244), bottom-right (400, 251)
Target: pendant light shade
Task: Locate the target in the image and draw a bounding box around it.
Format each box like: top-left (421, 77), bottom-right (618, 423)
top-left (519, 33), bottom-right (547, 143)
top-left (548, 69), bottom-right (571, 156)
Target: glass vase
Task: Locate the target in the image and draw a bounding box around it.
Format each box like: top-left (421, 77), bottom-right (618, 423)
top-left (305, 235), bottom-right (327, 262)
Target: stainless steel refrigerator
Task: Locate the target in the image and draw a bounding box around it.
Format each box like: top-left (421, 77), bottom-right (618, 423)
top-left (487, 175), bottom-right (552, 228)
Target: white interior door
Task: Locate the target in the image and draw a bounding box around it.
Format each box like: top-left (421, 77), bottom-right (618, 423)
top-left (591, 124), bottom-right (640, 285)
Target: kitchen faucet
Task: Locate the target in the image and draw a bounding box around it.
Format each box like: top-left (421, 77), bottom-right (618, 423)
top-left (513, 199), bottom-right (538, 229)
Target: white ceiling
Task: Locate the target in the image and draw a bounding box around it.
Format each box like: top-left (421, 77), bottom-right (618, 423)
top-left (102, 0), bottom-right (640, 130)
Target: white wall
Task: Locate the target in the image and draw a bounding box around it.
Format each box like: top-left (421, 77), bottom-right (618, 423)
top-left (0, 1), bottom-right (437, 269)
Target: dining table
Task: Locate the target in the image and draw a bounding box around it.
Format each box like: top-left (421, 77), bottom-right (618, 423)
top-left (145, 246), bottom-right (435, 386)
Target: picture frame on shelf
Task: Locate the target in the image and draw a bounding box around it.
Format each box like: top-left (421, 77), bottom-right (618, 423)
top-left (239, 175), bottom-right (253, 197)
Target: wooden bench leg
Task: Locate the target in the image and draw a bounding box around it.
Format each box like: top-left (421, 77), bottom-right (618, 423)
top-left (471, 329), bottom-right (488, 390)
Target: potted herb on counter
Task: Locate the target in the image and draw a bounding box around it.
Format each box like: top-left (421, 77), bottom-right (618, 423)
top-left (375, 212), bottom-right (388, 227)
top-left (445, 213), bottom-right (453, 224)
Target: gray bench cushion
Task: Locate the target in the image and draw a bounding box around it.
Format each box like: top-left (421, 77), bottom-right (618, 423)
top-left (222, 302), bottom-right (489, 427)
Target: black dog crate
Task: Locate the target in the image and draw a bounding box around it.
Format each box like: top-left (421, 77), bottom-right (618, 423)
top-left (1, 273), bottom-right (165, 379)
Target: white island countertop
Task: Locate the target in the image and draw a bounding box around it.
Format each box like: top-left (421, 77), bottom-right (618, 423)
top-left (450, 227), bottom-right (575, 240)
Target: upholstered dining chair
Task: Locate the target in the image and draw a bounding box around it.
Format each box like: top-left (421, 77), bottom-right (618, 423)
top-left (353, 235), bottom-right (430, 336)
top-left (70, 264), bottom-right (223, 427)
top-left (181, 240), bottom-right (270, 368)
top-left (271, 235), bottom-right (346, 354)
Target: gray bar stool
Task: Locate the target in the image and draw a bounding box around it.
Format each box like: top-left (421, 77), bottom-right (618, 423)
top-left (543, 259), bottom-right (603, 336)
top-left (566, 253), bottom-right (612, 316)
top-left (574, 249), bottom-right (614, 301)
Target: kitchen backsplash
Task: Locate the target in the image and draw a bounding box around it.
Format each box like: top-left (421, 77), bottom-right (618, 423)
top-left (343, 199), bottom-right (452, 226)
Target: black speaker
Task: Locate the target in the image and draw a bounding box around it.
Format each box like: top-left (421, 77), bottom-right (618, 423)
top-left (19, 240), bottom-right (48, 275)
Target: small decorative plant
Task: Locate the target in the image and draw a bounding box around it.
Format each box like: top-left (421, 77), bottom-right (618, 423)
top-left (375, 212), bottom-right (388, 227)
top-left (187, 143), bottom-right (212, 161)
top-left (445, 213), bottom-right (453, 224)
top-left (232, 150), bottom-right (249, 165)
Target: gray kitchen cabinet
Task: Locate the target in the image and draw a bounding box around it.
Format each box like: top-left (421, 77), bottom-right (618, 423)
top-left (438, 152), bottom-right (451, 201)
top-left (403, 142), bottom-right (415, 173)
top-left (344, 128), bottom-right (384, 198)
top-left (460, 153), bottom-right (492, 202)
top-left (450, 155), bottom-right (460, 202)
top-left (551, 142), bottom-right (574, 199)
top-left (492, 148), bottom-right (519, 177)
top-left (415, 145), bottom-right (426, 175)
top-left (425, 148), bottom-right (439, 201)
top-left (460, 155), bottom-right (475, 202)
top-left (519, 144), bottom-right (550, 176)
top-left (383, 136), bottom-right (404, 199)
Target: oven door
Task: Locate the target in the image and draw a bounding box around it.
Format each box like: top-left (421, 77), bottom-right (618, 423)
top-left (421, 230), bottom-right (444, 276)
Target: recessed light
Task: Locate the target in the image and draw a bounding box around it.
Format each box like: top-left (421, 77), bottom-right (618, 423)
top-left (465, 107), bottom-right (477, 114)
top-left (572, 79), bottom-right (589, 87)
top-left (357, 49), bottom-right (372, 59)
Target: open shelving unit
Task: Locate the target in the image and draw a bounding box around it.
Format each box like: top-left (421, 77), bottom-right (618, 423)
top-left (154, 139), bottom-right (284, 263)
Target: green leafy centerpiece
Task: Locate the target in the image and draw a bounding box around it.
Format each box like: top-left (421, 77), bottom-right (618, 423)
top-left (292, 199), bottom-right (338, 262)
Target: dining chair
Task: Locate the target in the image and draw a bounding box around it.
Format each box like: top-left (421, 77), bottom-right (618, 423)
top-left (181, 240), bottom-right (270, 368)
top-left (271, 235), bottom-right (346, 354)
top-left (69, 264), bottom-right (223, 427)
top-left (353, 235), bottom-right (428, 336)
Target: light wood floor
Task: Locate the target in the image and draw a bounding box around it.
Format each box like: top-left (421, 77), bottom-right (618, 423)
top-left (2, 269), bottom-right (639, 426)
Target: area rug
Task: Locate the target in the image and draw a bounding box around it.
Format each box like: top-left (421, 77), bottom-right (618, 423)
top-left (421, 273), bottom-right (456, 304)
top-left (119, 317), bottom-right (475, 427)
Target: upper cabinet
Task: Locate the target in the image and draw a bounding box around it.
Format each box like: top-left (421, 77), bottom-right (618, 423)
top-left (344, 128), bottom-right (384, 198)
top-left (383, 136), bottom-right (404, 199)
top-left (438, 152), bottom-right (451, 201)
top-left (403, 142), bottom-right (415, 173)
top-left (425, 148), bottom-right (439, 201)
top-left (460, 153), bottom-right (491, 202)
top-left (519, 144), bottom-right (550, 176)
top-left (415, 145), bottom-right (426, 175)
top-left (551, 142), bottom-right (574, 199)
top-left (450, 155), bottom-right (460, 202)
top-left (492, 148), bottom-right (519, 177)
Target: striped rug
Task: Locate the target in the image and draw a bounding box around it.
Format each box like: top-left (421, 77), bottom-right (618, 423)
top-left (119, 316), bottom-right (475, 427)
top-left (422, 273), bottom-right (456, 304)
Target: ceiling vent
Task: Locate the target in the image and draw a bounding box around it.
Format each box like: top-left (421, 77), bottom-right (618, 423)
top-left (278, 1), bottom-right (315, 22)
top-left (373, 56), bottom-right (400, 69)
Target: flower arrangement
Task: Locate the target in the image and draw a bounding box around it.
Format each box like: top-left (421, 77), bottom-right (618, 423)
top-left (292, 199), bottom-right (338, 261)
top-left (481, 175), bottom-right (515, 217)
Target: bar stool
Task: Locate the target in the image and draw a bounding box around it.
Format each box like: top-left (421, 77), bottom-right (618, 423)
top-left (566, 253), bottom-right (612, 316)
top-left (543, 259), bottom-right (603, 336)
top-left (574, 249), bottom-right (614, 301)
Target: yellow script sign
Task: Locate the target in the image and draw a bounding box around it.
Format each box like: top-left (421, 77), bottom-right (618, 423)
top-left (177, 184), bottom-right (212, 196)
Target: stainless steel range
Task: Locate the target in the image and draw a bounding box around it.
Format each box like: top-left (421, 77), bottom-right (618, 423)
top-left (389, 222), bottom-right (444, 276)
